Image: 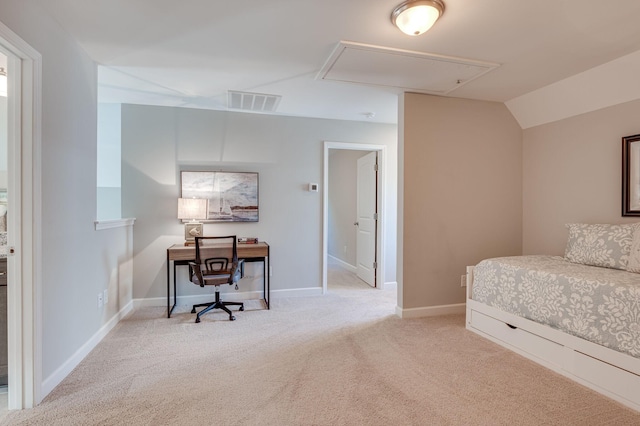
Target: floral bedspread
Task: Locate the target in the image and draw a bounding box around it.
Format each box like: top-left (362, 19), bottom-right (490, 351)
top-left (472, 255), bottom-right (640, 359)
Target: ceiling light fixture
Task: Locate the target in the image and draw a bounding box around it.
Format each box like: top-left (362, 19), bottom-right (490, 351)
top-left (0, 68), bottom-right (6, 97)
top-left (391, 0), bottom-right (445, 36)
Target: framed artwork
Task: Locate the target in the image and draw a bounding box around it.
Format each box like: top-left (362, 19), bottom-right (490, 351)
top-left (622, 134), bottom-right (640, 216)
top-left (181, 171), bottom-right (259, 222)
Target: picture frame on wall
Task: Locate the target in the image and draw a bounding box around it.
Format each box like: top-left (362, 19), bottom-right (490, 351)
top-left (622, 134), bottom-right (640, 216)
top-left (181, 171), bottom-right (259, 222)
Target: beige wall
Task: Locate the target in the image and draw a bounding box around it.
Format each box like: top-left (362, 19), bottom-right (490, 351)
top-left (523, 99), bottom-right (640, 255)
top-left (400, 93), bottom-right (523, 310)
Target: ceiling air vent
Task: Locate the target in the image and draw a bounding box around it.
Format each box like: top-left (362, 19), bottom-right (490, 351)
top-left (228, 90), bottom-right (281, 112)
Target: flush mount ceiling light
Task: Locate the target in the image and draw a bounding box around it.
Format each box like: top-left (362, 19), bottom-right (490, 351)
top-left (391, 0), bottom-right (445, 36)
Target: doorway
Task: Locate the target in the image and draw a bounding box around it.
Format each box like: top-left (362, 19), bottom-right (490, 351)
top-left (322, 142), bottom-right (386, 293)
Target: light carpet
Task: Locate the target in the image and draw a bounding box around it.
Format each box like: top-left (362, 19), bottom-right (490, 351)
top-left (3, 266), bottom-right (640, 425)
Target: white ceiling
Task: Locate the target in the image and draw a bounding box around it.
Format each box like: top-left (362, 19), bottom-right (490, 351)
top-left (33, 0), bottom-right (640, 124)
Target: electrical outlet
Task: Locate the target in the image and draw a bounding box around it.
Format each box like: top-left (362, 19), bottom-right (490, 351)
top-left (103, 289), bottom-right (109, 304)
top-left (97, 292), bottom-right (103, 309)
top-left (460, 275), bottom-right (467, 287)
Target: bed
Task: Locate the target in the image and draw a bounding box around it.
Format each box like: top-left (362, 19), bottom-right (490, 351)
top-left (466, 223), bottom-right (640, 411)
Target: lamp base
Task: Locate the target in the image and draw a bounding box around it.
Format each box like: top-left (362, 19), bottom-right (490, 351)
top-left (184, 222), bottom-right (203, 243)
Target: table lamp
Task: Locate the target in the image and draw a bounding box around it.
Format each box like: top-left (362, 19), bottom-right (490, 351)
top-left (177, 198), bottom-right (208, 245)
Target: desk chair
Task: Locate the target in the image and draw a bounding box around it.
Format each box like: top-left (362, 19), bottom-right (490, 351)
top-left (189, 236), bottom-right (244, 322)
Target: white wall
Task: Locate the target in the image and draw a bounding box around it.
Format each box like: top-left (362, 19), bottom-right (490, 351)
top-left (0, 1), bottom-right (134, 401)
top-left (121, 104), bottom-right (397, 302)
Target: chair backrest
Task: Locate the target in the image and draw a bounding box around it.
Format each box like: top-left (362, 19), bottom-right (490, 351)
top-left (190, 236), bottom-right (240, 287)
top-left (194, 235), bottom-right (238, 265)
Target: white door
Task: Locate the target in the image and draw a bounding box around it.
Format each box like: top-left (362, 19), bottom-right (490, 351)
top-left (356, 151), bottom-right (377, 287)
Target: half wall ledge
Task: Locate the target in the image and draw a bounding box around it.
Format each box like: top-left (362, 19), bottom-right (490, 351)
top-left (94, 218), bottom-right (136, 231)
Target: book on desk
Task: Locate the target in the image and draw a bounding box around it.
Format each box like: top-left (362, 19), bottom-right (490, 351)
top-left (238, 237), bottom-right (258, 244)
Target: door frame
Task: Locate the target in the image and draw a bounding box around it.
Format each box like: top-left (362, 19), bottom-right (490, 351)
top-left (0, 21), bottom-right (42, 409)
top-left (322, 142), bottom-right (386, 293)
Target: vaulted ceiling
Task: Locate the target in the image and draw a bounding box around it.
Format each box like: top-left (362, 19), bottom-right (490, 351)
top-left (35, 0), bottom-right (640, 124)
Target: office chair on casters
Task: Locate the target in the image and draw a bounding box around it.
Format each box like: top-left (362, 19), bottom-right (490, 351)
top-left (189, 236), bottom-right (244, 322)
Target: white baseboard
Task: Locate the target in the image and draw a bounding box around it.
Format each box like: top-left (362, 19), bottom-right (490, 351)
top-left (395, 302), bottom-right (466, 319)
top-left (134, 287), bottom-right (324, 309)
top-left (383, 281), bottom-right (397, 291)
top-left (134, 290), bottom-right (264, 309)
top-left (327, 255), bottom-right (357, 273)
top-left (41, 300), bottom-right (134, 398)
top-left (272, 287), bottom-right (323, 297)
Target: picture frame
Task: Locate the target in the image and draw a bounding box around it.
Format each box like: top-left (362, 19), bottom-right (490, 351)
top-left (622, 134), bottom-right (640, 216)
top-left (181, 171), bottom-right (259, 222)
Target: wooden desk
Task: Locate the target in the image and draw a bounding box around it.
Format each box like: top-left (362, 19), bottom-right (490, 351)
top-left (166, 242), bottom-right (270, 318)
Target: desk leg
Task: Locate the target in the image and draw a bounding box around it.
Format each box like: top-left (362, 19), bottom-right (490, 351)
top-left (167, 256), bottom-right (171, 318)
top-left (262, 258), bottom-right (267, 309)
top-left (266, 251), bottom-right (270, 309)
top-left (171, 261), bottom-right (178, 317)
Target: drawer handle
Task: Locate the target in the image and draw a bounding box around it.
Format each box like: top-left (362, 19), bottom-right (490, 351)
top-left (506, 323), bottom-right (517, 330)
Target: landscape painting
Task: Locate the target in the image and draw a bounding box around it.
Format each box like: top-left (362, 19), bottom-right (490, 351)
top-left (181, 171), bottom-right (259, 222)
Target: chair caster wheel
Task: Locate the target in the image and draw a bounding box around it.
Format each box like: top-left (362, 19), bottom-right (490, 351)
top-left (195, 317), bottom-right (201, 323)
top-left (191, 308), bottom-right (196, 314)
top-left (229, 315), bottom-right (236, 321)
top-left (239, 306), bottom-right (244, 311)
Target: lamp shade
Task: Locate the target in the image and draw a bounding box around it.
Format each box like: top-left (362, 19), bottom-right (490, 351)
top-left (177, 198), bottom-right (208, 220)
top-left (391, 0), bottom-right (444, 36)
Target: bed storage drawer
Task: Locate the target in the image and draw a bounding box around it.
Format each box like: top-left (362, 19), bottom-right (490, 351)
top-left (470, 309), bottom-right (565, 367)
top-left (570, 350), bottom-right (640, 406)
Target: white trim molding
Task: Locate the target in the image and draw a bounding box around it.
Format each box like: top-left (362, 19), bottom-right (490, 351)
top-left (327, 255), bottom-right (357, 274)
top-left (384, 281), bottom-right (398, 291)
top-left (134, 287), bottom-right (324, 310)
top-left (0, 19), bottom-right (43, 409)
top-left (395, 303), bottom-right (466, 319)
top-left (95, 218), bottom-right (136, 231)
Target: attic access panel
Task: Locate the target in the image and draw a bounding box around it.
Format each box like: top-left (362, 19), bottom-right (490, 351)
top-left (317, 41), bottom-right (500, 94)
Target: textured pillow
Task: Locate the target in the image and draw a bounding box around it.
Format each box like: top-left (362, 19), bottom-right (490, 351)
top-left (564, 223), bottom-right (639, 270)
top-left (626, 227), bottom-right (640, 273)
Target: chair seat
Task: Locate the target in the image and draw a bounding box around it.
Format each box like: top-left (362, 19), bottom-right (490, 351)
top-left (190, 270), bottom-right (232, 286)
